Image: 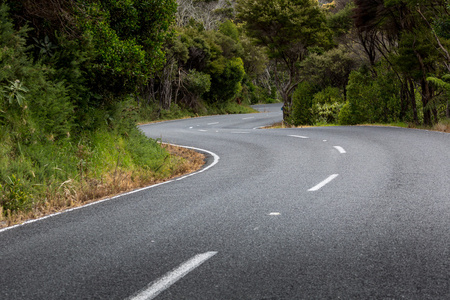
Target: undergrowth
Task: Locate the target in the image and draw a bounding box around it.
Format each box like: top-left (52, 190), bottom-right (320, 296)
top-left (0, 128), bottom-right (205, 227)
top-left (137, 101), bottom-right (257, 124)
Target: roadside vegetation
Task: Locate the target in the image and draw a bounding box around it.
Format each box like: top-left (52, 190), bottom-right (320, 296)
top-left (0, 1), bottom-right (258, 227)
top-left (2, 0), bottom-right (449, 225)
top-left (236, 0), bottom-right (450, 128)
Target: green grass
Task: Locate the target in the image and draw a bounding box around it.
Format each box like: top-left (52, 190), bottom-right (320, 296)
top-left (0, 126), bottom-right (184, 222)
top-left (0, 99), bottom-right (258, 225)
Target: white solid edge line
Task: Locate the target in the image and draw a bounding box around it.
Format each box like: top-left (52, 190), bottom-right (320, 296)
top-left (333, 146), bottom-right (346, 154)
top-left (0, 145), bottom-right (220, 234)
top-left (128, 251), bottom-right (218, 300)
top-left (288, 135), bottom-right (309, 139)
top-left (308, 174), bottom-right (339, 192)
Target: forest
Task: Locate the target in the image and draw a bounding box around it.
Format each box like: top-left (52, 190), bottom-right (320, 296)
top-left (1, 0), bottom-right (449, 220)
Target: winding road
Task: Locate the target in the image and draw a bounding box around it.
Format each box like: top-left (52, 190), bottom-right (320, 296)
top-left (1, 103), bottom-right (449, 299)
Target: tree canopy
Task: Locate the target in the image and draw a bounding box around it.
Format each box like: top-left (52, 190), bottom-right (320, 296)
top-left (236, 0), bottom-right (333, 116)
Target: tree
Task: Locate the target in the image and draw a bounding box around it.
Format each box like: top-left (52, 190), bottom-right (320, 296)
top-left (352, 0), bottom-right (450, 125)
top-left (205, 56), bottom-right (245, 104)
top-left (427, 74), bottom-right (450, 118)
top-left (176, 0), bottom-right (236, 30)
top-left (236, 0), bottom-right (333, 121)
top-left (299, 45), bottom-right (357, 98)
top-left (76, 0), bottom-right (177, 99)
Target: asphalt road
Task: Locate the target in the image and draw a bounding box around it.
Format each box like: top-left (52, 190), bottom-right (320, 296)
top-left (1, 103), bottom-right (449, 299)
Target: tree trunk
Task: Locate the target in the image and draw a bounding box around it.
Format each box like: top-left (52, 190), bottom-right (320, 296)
top-left (399, 81), bottom-right (408, 121)
top-left (408, 78), bottom-right (418, 124)
top-left (421, 78), bottom-right (433, 126)
top-left (281, 91), bottom-right (290, 121)
top-left (447, 100), bottom-right (449, 119)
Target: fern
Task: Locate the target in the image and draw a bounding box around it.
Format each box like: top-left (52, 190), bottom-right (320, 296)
top-left (427, 75), bottom-right (450, 91)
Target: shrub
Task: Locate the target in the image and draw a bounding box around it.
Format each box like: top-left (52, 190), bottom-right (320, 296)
top-left (28, 80), bottom-right (75, 140)
top-left (338, 101), bottom-right (354, 125)
top-left (314, 102), bottom-right (344, 124)
top-left (289, 82), bottom-right (319, 125)
top-left (311, 86), bottom-right (345, 124)
top-left (206, 57), bottom-right (245, 104)
top-left (1, 174), bottom-right (32, 216)
top-left (346, 64), bottom-right (402, 124)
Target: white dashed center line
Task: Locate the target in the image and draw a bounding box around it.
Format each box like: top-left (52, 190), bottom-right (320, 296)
top-left (242, 117), bottom-right (255, 120)
top-left (333, 146), bottom-right (346, 154)
top-left (128, 251), bottom-right (218, 300)
top-left (288, 135), bottom-right (309, 139)
top-left (308, 174), bottom-right (339, 192)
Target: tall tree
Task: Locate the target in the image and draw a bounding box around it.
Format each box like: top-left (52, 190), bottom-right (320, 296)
top-left (7, 0), bottom-right (178, 102)
top-left (352, 0), bottom-right (450, 125)
top-left (176, 0), bottom-right (236, 30)
top-left (76, 0), bottom-right (178, 98)
top-left (236, 0), bottom-right (332, 120)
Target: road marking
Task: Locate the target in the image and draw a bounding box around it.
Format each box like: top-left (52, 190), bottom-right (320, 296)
top-left (198, 129), bottom-right (207, 132)
top-left (288, 135), bottom-right (309, 139)
top-left (308, 174), bottom-right (339, 192)
top-left (0, 145), bottom-right (220, 234)
top-left (231, 132), bottom-right (250, 134)
top-left (333, 146), bottom-right (346, 154)
top-left (128, 251), bottom-right (218, 300)
top-left (189, 127), bottom-right (193, 129)
top-left (207, 122), bottom-right (219, 125)
top-left (268, 212), bottom-right (281, 216)
top-left (242, 117), bottom-right (255, 120)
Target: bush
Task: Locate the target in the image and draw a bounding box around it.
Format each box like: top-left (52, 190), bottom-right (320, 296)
top-left (289, 82), bottom-right (319, 125)
top-left (338, 101), bottom-right (354, 125)
top-left (311, 86), bottom-right (345, 124)
top-left (1, 174), bottom-right (32, 216)
top-left (28, 80), bottom-right (75, 140)
top-left (314, 102), bottom-right (344, 124)
top-left (206, 57), bottom-right (245, 104)
top-left (346, 64), bottom-right (402, 124)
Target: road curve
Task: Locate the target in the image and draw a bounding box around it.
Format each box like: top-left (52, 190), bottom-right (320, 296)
top-left (1, 103), bottom-right (450, 299)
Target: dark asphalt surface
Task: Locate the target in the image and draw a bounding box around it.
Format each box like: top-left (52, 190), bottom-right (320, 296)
top-left (1, 103), bottom-right (449, 299)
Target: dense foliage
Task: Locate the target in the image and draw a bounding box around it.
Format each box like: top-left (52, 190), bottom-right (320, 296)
top-left (0, 1), bottom-right (181, 217)
top-left (236, 0), bottom-right (333, 118)
top-left (235, 0), bottom-right (450, 127)
top-left (2, 0), bottom-right (450, 217)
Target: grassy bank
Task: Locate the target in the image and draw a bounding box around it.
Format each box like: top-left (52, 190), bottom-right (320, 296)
top-left (265, 119), bottom-right (450, 134)
top-left (0, 99), bottom-right (258, 228)
top-left (0, 127), bottom-right (205, 228)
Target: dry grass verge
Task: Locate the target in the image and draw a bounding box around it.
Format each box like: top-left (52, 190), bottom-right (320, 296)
top-left (0, 145), bottom-right (205, 229)
top-left (261, 121), bottom-right (298, 129)
top-left (432, 120), bottom-right (450, 133)
top-left (264, 120), bottom-right (450, 133)
top-left (262, 121), bottom-right (320, 129)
